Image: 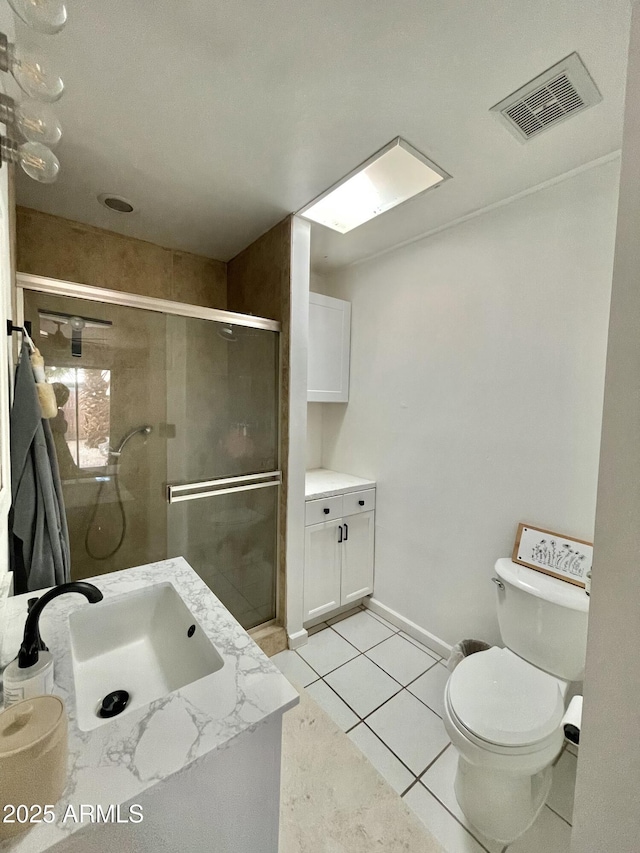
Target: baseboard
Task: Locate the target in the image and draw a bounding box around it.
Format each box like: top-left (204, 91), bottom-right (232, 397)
top-left (287, 628), bottom-right (309, 650)
top-left (365, 598), bottom-right (453, 660)
top-left (304, 598), bottom-right (366, 630)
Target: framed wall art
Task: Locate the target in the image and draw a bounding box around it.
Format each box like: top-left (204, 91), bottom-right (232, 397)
top-left (512, 523), bottom-right (592, 588)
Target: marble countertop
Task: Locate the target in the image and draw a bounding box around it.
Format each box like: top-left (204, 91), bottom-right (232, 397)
top-left (305, 468), bottom-right (376, 500)
top-left (0, 558), bottom-right (298, 852)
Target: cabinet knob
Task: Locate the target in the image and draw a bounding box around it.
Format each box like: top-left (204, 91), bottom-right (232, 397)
top-left (358, 500), bottom-right (365, 506)
top-left (323, 507), bottom-right (330, 514)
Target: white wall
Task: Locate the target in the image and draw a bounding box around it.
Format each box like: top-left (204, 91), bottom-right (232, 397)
top-left (320, 160), bottom-right (619, 646)
top-left (306, 403), bottom-right (323, 469)
top-left (571, 7), bottom-right (640, 850)
top-left (306, 273), bottom-right (329, 471)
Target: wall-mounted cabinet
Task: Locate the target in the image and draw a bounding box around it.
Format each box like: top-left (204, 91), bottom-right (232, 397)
top-left (308, 292), bottom-right (351, 402)
top-left (303, 469), bottom-right (376, 623)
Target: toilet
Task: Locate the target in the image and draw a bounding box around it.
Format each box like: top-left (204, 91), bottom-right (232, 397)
top-left (443, 557), bottom-right (589, 844)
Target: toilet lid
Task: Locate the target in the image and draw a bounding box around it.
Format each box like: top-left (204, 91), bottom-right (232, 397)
top-left (448, 647), bottom-right (564, 747)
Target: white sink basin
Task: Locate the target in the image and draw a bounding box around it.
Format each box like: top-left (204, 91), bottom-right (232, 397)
top-left (69, 582), bottom-right (224, 731)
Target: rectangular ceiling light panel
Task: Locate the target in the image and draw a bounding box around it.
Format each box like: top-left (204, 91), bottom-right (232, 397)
top-left (299, 138), bottom-right (450, 233)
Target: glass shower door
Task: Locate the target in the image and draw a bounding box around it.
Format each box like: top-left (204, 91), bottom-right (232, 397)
top-left (22, 287), bottom-right (280, 630)
top-left (165, 314), bottom-right (280, 629)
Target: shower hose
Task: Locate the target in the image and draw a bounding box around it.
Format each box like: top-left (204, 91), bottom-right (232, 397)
top-left (84, 467), bottom-right (127, 561)
top-left (84, 425), bottom-right (152, 561)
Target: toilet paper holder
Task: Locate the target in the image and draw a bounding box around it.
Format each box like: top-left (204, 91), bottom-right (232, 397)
top-left (562, 695), bottom-right (583, 745)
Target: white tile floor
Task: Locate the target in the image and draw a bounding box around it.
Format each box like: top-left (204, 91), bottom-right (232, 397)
top-left (273, 607), bottom-right (578, 853)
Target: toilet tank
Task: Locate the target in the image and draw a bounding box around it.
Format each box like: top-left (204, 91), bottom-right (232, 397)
top-left (494, 558), bottom-right (589, 681)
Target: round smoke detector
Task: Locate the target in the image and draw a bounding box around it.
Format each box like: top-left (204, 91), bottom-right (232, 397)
top-left (98, 193), bottom-right (135, 213)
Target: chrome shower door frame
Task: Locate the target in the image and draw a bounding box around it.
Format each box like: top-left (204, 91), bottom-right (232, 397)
top-left (16, 273), bottom-right (283, 630)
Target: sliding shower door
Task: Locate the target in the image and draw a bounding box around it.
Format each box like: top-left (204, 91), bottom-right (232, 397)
top-left (21, 283), bottom-right (280, 630)
top-left (164, 314), bottom-right (280, 628)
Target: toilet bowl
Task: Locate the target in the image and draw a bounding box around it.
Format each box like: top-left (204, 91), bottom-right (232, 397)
top-left (444, 558), bottom-right (589, 844)
top-left (443, 646), bottom-right (566, 843)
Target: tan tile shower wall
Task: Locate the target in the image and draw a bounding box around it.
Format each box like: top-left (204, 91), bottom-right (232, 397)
top-left (228, 216), bottom-right (292, 634)
top-left (16, 207), bottom-right (227, 309)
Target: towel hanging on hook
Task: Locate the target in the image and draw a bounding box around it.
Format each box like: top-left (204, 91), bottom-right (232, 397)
top-left (7, 320), bottom-right (35, 351)
top-left (7, 322), bottom-right (57, 418)
top-left (22, 326), bottom-right (36, 354)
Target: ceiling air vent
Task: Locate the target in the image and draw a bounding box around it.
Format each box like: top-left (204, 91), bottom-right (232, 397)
top-left (491, 53), bottom-right (602, 142)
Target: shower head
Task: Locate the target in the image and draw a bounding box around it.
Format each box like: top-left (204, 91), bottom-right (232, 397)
top-left (110, 425), bottom-right (152, 457)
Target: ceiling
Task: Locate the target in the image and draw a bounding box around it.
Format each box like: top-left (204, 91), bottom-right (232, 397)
top-left (14, 0), bottom-right (631, 271)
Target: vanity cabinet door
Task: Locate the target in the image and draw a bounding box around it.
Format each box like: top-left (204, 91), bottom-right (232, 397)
top-left (340, 511), bottom-right (375, 605)
top-left (303, 519), bottom-right (342, 621)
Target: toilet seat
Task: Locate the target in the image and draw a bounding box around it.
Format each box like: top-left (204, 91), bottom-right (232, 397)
top-left (448, 647), bottom-right (565, 748)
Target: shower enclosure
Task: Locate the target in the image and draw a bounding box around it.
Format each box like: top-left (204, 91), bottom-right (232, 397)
top-left (18, 274), bottom-right (280, 631)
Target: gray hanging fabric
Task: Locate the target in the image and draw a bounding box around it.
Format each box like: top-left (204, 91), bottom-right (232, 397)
top-left (9, 344), bottom-right (70, 593)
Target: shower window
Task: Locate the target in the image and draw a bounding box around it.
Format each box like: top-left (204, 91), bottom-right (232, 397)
top-left (45, 366), bottom-right (111, 471)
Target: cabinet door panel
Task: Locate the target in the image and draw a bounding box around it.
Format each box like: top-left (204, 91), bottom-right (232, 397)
top-left (307, 292), bottom-right (351, 403)
top-left (304, 519), bottom-right (342, 621)
top-left (341, 511), bottom-right (375, 605)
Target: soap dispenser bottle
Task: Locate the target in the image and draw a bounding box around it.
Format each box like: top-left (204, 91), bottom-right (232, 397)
top-left (3, 597), bottom-right (53, 706)
top-left (3, 581), bottom-right (103, 708)
top-left (3, 650), bottom-right (54, 706)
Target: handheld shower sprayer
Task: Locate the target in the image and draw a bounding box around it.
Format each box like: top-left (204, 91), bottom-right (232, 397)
top-left (109, 425), bottom-right (153, 458)
top-left (85, 425), bottom-right (153, 561)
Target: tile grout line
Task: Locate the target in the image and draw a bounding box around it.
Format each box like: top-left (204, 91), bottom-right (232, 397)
top-left (359, 711), bottom-right (444, 781)
top-left (395, 628), bottom-right (445, 659)
top-left (412, 778), bottom-right (495, 853)
top-left (300, 678), bottom-right (446, 793)
top-left (545, 803), bottom-right (572, 828)
top-left (320, 665), bottom-right (404, 723)
top-left (362, 607), bottom-right (402, 633)
top-left (403, 659), bottom-right (444, 687)
top-left (327, 626), bottom-right (441, 687)
top-left (357, 715), bottom-right (423, 780)
top-left (416, 742), bottom-right (452, 782)
top-left (328, 622), bottom-right (398, 656)
top-left (298, 636), bottom-right (445, 720)
top-left (400, 777), bottom-right (420, 798)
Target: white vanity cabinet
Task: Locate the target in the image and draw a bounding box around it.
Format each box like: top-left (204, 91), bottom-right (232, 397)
top-left (303, 470), bottom-right (376, 623)
top-left (307, 292), bottom-right (351, 402)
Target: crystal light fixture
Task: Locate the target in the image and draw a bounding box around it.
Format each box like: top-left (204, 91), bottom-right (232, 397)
top-left (7, 0), bottom-right (67, 35)
top-left (0, 33), bottom-right (64, 102)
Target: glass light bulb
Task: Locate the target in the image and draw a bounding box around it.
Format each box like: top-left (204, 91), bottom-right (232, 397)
top-left (18, 141), bottom-right (59, 182)
top-left (9, 44), bottom-right (64, 102)
top-left (14, 100), bottom-right (62, 145)
top-left (7, 0), bottom-right (67, 34)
